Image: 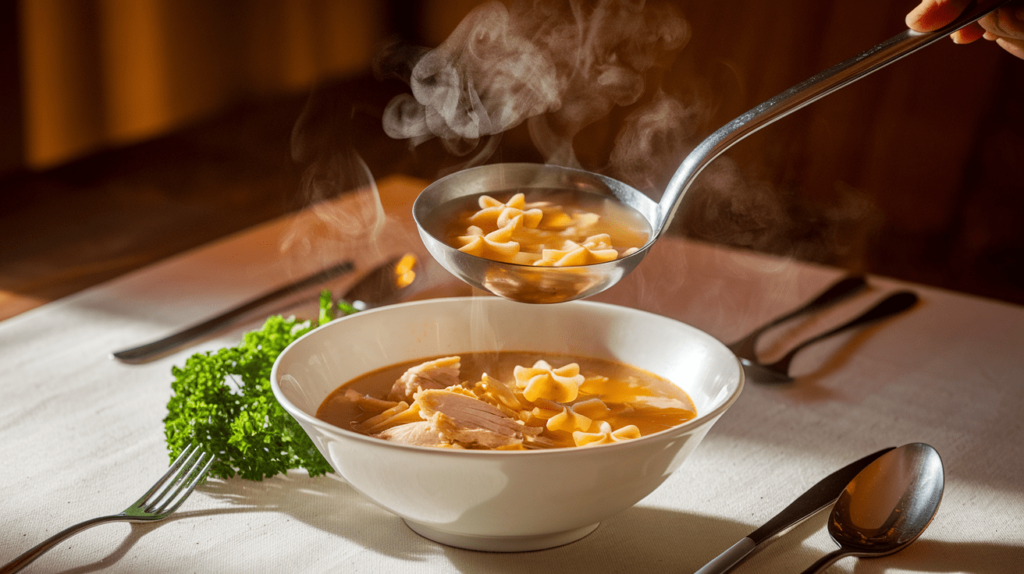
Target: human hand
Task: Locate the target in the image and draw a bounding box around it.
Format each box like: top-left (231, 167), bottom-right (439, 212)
top-left (906, 0), bottom-right (1024, 60)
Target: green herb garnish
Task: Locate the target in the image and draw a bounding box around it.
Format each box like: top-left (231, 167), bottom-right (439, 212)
top-left (164, 291), bottom-right (350, 480)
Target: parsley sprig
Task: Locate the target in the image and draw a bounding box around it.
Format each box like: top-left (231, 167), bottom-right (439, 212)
top-left (164, 291), bottom-right (350, 480)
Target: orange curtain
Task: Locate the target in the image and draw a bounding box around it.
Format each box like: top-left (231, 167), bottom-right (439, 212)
top-left (18, 0), bottom-right (384, 169)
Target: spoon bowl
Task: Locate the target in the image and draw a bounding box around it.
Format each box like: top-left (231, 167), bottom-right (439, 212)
top-left (801, 442), bottom-right (945, 574)
top-left (414, 1), bottom-right (1011, 303)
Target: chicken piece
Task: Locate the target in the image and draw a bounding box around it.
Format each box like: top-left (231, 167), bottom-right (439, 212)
top-left (352, 402), bottom-right (422, 435)
top-left (523, 434), bottom-right (561, 449)
top-left (415, 389), bottom-right (525, 449)
top-left (388, 356), bottom-right (462, 403)
top-left (374, 422), bottom-right (447, 447)
top-left (342, 389), bottom-right (400, 414)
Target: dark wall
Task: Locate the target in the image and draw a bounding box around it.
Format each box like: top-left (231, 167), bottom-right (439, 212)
top-left (0, 0), bottom-right (23, 175)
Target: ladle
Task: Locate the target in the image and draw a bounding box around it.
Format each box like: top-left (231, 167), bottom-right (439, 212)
top-left (413, 0), bottom-right (1012, 304)
top-left (800, 442), bottom-right (944, 573)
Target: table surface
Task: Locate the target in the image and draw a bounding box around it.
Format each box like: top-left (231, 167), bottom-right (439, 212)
top-left (2, 176), bottom-right (1022, 574)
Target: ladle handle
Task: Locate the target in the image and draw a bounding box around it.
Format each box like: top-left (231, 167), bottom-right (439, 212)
top-left (799, 548), bottom-right (850, 574)
top-left (656, 0), bottom-right (1014, 233)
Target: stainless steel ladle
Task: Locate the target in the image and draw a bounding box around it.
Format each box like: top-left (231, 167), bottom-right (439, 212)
top-left (414, 0), bottom-right (1011, 304)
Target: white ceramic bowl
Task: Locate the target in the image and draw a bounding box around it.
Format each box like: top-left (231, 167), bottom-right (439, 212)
top-left (271, 297), bottom-right (743, 552)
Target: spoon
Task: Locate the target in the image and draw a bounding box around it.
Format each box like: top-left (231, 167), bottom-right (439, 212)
top-left (414, 0), bottom-right (1012, 304)
top-left (800, 442), bottom-right (944, 574)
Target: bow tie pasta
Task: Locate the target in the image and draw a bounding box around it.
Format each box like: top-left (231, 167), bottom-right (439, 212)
top-left (438, 190), bottom-right (650, 267)
top-left (318, 352), bottom-right (696, 450)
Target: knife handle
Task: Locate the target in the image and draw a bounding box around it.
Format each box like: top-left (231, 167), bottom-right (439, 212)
top-left (693, 537), bottom-right (756, 574)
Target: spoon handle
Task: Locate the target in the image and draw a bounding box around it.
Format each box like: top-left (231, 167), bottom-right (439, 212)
top-left (656, 0), bottom-right (1014, 231)
top-left (799, 548), bottom-right (850, 574)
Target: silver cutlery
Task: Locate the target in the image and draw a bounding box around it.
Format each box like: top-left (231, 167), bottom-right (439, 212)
top-left (695, 446), bottom-right (894, 574)
top-left (738, 290), bottom-right (919, 383)
top-left (338, 253), bottom-right (419, 312)
top-left (112, 254), bottom-right (417, 363)
top-left (0, 444), bottom-right (214, 574)
top-left (111, 258), bottom-right (354, 363)
top-left (800, 443), bottom-right (944, 573)
top-left (726, 275), bottom-right (868, 362)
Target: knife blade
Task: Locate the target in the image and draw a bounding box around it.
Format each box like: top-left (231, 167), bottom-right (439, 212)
top-left (694, 446), bottom-right (895, 574)
top-left (112, 254), bottom-right (421, 364)
top-left (111, 258), bottom-right (356, 363)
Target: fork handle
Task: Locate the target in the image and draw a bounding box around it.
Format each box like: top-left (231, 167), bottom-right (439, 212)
top-left (769, 291), bottom-right (919, 373)
top-left (0, 514), bottom-right (129, 574)
top-left (727, 275), bottom-right (867, 359)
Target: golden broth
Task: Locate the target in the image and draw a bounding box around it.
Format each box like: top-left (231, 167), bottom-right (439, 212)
top-left (317, 351), bottom-right (696, 450)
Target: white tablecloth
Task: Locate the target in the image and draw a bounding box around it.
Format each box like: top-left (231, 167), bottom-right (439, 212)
top-left (2, 176), bottom-right (1022, 573)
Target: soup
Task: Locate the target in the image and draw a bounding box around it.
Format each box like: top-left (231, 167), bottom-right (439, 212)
top-left (316, 352), bottom-right (696, 450)
top-left (433, 190), bottom-right (651, 266)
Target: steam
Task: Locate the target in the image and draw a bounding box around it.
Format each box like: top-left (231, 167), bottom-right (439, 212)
top-left (377, 0), bottom-right (690, 170)
top-left (283, 91), bottom-right (388, 272)
top-left (374, 0), bottom-right (882, 282)
top-left (382, 2), bottom-right (561, 151)
top-left (675, 157), bottom-right (884, 268)
top-left (279, 149), bottom-right (388, 271)
top-left (607, 89), bottom-right (699, 195)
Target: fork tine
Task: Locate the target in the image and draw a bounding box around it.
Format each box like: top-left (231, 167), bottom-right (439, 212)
top-left (143, 448), bottom-right (209, 515)
top-left (149, 451), bottom-right (211, 514)
top-left (130, 444), bottom-right (198, 509)
top-left (154, 453), bottom-right (215, 515)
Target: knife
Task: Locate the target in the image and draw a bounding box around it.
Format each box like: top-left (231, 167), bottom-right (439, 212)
top-left (340, 253), bottom-right (418, 312)
top-left (112, 255), bottom-right (420, 363)
top-left (111, 258), bottom-right (357, 363)
top-left (694, 446), bottom-right (895, 574)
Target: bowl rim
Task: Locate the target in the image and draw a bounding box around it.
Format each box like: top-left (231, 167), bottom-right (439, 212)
top-left (271, 296), bottom-right (744, 458)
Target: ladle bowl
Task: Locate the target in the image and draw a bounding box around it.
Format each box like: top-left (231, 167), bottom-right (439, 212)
top-left (413, 163), bottom-right (658, 303)
top-left (413, 0), bottom-right (1012, 304)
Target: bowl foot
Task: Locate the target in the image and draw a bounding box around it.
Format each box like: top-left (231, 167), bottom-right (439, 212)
top-left (403, 520), bottom-right (599, 552)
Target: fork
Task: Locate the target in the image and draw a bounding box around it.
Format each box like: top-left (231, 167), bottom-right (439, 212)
top-left (0, 444), bottom-right (214, 574)
top-left (738, 290), bottom-right (919, 383)
top-left (726, 274), bottom-right (868, 362)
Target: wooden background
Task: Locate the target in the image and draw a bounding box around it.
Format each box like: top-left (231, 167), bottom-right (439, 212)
top-left (2, 0), bottom-right (1023, 321)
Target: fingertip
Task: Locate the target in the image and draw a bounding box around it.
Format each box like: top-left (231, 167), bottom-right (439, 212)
top-left (951, 22), bottom-right (986, 44)
top-left (907, 0), bottom-right (976, 32)
top-left (905, 3), bottom-right (930, 31)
